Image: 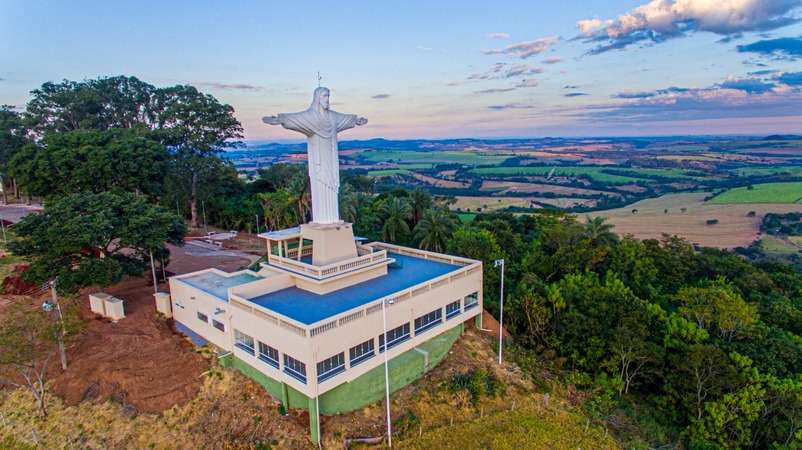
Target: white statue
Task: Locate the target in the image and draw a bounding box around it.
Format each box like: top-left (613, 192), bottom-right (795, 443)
top-left (263, 87), bottom-right (367, 225)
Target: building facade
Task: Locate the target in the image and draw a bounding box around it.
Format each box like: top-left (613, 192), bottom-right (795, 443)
top-left (168, 223), bottom-right (483, 442)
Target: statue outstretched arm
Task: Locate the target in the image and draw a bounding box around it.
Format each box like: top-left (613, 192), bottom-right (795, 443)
top-left (262, 115), bottom-right (282, 125)
top-left (356, 117), bottom-right (368, 126)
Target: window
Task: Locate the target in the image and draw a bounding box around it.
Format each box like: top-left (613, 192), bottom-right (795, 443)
top-left (258, 342), bottom-right (279, 369)
top-left (197, 311), bottom-right (209, 323)
top-left (349, 339), bottom-right (375, 367)
top-left (234, 329), bottom-right (255, 354)
top-left (317, 352), bottom-right (346, 383)
top-left (415, 308), bottom-right (443, 335)
top-left (212, 319), bottom-right (225, 332)
top-left (464, 292), bottom-right (479, 311)
top-left (283, 354), bottom-right (307, 384)
top-left (446, 300), bottom-right (461, 320)
top-left (379, 323), bottom-right (411, 353)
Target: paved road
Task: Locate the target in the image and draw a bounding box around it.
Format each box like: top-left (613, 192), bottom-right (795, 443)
top-left (0, 203), bottom-right (44, 224)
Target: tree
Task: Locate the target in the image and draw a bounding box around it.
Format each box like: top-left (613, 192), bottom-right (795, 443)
top-left (577, 216), bottom-right (619, 247)
top-left (9, 192), bottom-right (186, 293)
top-left (9, 128), bottom-right (169, 198)
top-left (414, 207), bottom-right (457, 252)
top-left (379, 195), bottom-right (412, 243)
top-left (675, 278), bottom-right (759, 343)
top-left (0, 106), bottom-right (28, 203)
top-left (24, 76), bottom-right (159, 137)
top-left (155, 84), bottom-right (243, 227)
top-left (0, 302), bottom-right (82, 417)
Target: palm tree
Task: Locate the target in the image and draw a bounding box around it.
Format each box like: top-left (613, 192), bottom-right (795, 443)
top-left (577, 216), bottom-right (619, 247)
top-left (380, 196), bottom-right (412, 243)
top-left (409, 188), bottom-right (433, 225)
top-left (414, 207), bottom-right (457, 252)
top-left (338, 184), bottom-right (359, 223)
top-left (287, 175), bottom-right (310, 224)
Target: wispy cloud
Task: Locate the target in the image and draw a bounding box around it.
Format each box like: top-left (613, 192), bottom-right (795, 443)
top-left (736, 36), bottom-right (802, 58)
top-left (577, 0), bottom-right (802, 54)
top-left (516, 79), bottom-right (539, 88)
top-left (487, 103), bottom-right (536, 110)
top-left (542, 57), bottom-right (563, 64)
top-left (613, 86), bottom-right (690, 98)
top-left (467, 63), bottom-right (546, 81)
top-left (564, 92), bottom-right (588, 97)
top-left (372, 94), bottom-right (391, 99)
top-left (564, 85), bottom-right (579, 89)
top-left (475, 88), bottom-right (517, 94)
top-left (482, 36), bottom-right (560, 58)
top-left (190, 81), bottom-right (264, 92)
top-left (486, 33), bottom-right (509, 39)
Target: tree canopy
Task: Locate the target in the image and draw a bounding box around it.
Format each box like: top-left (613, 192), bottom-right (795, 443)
top-left (9, 192), bottom-right (185, 293)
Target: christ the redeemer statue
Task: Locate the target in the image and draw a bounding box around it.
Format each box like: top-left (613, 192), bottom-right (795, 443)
top-left (263, 87), bottom-right (367, 225)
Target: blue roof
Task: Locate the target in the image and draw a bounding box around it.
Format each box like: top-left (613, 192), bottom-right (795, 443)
top-left (248, 252), bottom-right (462, 325)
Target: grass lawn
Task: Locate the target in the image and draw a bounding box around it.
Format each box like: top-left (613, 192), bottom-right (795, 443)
top-left (707, 182), bottom-right (802, 204)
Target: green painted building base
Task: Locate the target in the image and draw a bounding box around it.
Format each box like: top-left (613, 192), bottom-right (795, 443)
top-left (218, 321), bottom-right (466, 443)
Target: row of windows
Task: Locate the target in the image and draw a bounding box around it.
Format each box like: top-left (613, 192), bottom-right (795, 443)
top-left (197, 311), bottom-right (225, 331)
top-left (224, 291), bottom-right (479, 385)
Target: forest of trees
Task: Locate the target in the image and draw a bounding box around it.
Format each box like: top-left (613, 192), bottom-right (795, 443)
top-left (3, 75), bottom-right (802, 447)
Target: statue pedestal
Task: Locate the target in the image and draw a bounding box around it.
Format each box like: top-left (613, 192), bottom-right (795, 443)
top-left (300, 222), bottom-right (358, 267)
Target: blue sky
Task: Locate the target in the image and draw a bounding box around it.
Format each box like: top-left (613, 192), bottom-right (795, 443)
top-left (2, 0), bottom-right (801, 140)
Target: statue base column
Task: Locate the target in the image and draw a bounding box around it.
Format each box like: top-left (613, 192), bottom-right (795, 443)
top-left (300, 222), bottom-right (358, 267)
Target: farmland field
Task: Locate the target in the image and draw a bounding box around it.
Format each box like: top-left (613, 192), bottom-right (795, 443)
top-left (707, 182), bottom-right (802, 204)
top-left (356, 149), bottom-right (509, 165)
top-left (470, 167), bottom-right (642, 183)
top-left (593, 192), bottom-right (802, 248)
top-left (368, 169), bottom-right (412, 176)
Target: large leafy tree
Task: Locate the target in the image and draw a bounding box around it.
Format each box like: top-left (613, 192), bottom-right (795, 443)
top-left (24, 76), bottom-right (158, 136)
top-left (10, 128), bottom-right (169, 198)
top-left (379, 195), bottom-right (413, 244)
top-left (9, 192), bottom-right (186, 293)
top-left (155, 85), bottom-right (243, 227)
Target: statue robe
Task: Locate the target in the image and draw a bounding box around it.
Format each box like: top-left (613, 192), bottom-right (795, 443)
top-left (276, 109), bottom-right (358, 224)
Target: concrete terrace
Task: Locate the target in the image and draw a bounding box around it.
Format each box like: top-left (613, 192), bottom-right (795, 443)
top-left (178, 271), bottom-right (263, 300)
top-left (248, 252), bottom-right (462, 325)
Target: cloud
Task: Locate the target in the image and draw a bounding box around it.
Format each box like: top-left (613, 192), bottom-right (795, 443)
top-left (564, 85), bottom-right (579, 89)
top-left (542, 57), bottom-right (563, 64)
top-left (466, 62), bottom-right (545, 82)
top-left (487, 103), bottom-right (535, 110)
top-left (736, 36), bottom-right (802, 57)
top-left (516, 79), bottom-right (539, 88)
top-left (568, 74), bottom-right (802, 125)
top-left (482, 36), bottom-right (560, 58)
top-left (475, 88), bottom-right (517, 94)
top-left (416, 46), bottom-right (433, 51)
top-left (446, 80), bottom-right (466, 86)
top-left (372, 94), bottom-right (391, 99)
top-left (564, 92), bottom-right (588, 97)
top-left (486, 33), bottom-right (509, 39)
top-left (776, 71), bottom-right (802, 85)
top-left (719, 75), bottom-right (776, 93)
top-left (613, 86), bottom-right (693, 98)
top-left (190, 81), bottom-right (264, 92)
top-left (578, 0), bottom-right (802, 54)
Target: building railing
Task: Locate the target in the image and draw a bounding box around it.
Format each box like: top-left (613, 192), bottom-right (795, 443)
top-left (228, 248), bottom-right (481, 341)
top-left (266, 249), bottom-right (389, 281)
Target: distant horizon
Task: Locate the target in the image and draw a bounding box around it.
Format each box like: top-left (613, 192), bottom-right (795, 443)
top-left (240, 133), bottom-right (800, 147)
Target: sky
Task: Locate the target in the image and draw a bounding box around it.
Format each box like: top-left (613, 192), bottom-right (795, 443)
top-left (1, 0), bottom-right (802, 141)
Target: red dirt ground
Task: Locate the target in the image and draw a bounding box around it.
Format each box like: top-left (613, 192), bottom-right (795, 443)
top-left (43, 234), bottom-right (260, 414)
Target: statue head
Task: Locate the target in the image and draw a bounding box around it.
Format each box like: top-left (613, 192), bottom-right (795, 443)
top-left (311, 87), bottom-right (330, 111)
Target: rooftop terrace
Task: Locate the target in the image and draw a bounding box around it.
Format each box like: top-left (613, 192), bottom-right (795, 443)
top-left (248, 252), bottom-right (462, 325)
